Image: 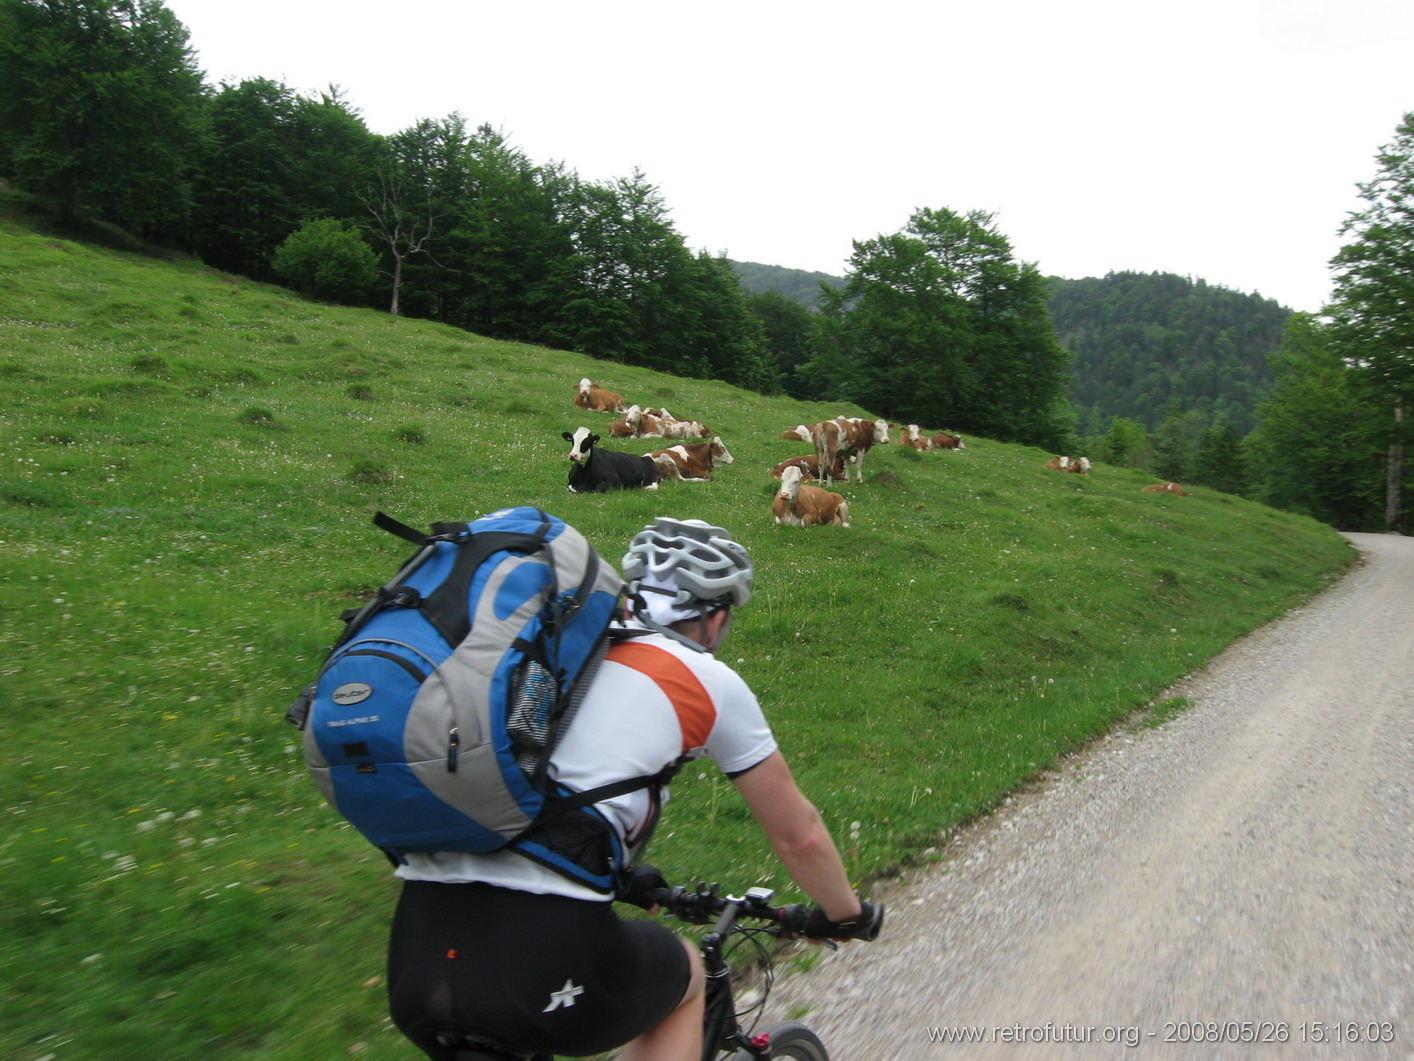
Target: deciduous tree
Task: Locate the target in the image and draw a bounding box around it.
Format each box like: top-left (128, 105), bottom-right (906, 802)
top-left (360, 120), bottom-right (448, 316)
top-left (1328, 112), bottom-right (1414, 531)
top-left (272, 218), bottom-right (377, 303)
top-left (1248, 314), bottom-right (1387, 529)
top-left (807, 207), bottom-right (1071, 447)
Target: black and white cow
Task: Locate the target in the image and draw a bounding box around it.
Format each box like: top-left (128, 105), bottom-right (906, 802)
top-left (563, 427), bottom-right (660, 493)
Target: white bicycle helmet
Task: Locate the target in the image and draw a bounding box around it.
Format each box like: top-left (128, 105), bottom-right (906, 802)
top-left (622, 517), bottom-right (753, 624)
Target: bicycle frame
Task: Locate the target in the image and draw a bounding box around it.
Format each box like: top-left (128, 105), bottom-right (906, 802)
top-left (681, 884), bottom-right (804, 1061)
top-left (699, 898), bottom-right (760, 1060)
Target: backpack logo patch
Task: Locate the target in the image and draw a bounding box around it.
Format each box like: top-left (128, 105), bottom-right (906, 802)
top-left (331, 682), bottom-right (373, 706)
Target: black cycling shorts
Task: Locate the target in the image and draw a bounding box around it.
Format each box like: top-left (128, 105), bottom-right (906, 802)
top-left (387, 880), bottom-right (692, 1059)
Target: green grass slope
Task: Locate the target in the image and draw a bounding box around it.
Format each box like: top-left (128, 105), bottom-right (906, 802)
top-left (0, 196), bottom-right (1355, 1060)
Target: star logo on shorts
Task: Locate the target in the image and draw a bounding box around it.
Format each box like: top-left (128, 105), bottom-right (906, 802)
top-left (543, 979), bottom-right (584, 1012)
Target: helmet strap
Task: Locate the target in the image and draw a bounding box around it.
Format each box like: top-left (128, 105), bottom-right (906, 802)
top-left (627, 589), bottom-right (711, 653)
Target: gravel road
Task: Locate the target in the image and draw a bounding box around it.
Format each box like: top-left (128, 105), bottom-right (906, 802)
top-left (767, 531), bottom-right (1414, 1059)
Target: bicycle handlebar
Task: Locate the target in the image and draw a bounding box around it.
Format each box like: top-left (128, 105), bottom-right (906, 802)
top-left (655, 881), bottom-right (784, 924)
top-left (648, 879), bottom-right (884, 942)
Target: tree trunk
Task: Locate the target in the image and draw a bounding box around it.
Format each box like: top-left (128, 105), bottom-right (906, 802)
top-left (389, 254), bottom-right (404, 316)
top-left (1388, 405), bottom-right (1404, 533)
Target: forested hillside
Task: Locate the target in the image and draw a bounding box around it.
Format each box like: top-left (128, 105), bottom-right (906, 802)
top-left (728, 264), bottom-right (1292, 438)
top-left (728, 260), bottom-right (845, 306)
top-left (1047, 272), bottom-right (1292, 435)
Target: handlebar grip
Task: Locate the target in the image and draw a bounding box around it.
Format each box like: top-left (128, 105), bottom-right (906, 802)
top-left (783, 900), bottom-right (885, 941)
top-left (778, 903), bottom-right (812, 939)
top-left (616, 864), bottom-right (671, 910)
top-left (852, 900), bottom-right (884, 941)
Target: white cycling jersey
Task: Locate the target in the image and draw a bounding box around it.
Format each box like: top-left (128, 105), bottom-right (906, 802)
top-left (396, 626), bottom-right (777, 900)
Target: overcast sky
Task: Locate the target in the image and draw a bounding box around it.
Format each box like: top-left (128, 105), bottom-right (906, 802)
top-left (163, 0), bottom-right (1414, 314)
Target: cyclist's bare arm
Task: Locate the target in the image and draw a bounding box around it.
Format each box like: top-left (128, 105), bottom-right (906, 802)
top-left (731, 750), bottom-right (862, 922)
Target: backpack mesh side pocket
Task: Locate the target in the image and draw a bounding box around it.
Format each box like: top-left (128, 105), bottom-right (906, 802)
top-left (507, 660), bottom-right (558, 776)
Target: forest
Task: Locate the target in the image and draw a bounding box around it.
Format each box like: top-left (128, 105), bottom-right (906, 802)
top-left (1, 0), bottom-right (1411, 531)
top-left (1046, 272), bottom-right (1291, 436)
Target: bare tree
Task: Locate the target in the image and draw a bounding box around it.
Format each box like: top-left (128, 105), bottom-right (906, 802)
top-left (358, 164), bottom-right (442, 316)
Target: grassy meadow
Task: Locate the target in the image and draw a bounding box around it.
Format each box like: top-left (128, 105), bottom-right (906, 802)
top-left (0, 192), bottom-right (1356, 1060)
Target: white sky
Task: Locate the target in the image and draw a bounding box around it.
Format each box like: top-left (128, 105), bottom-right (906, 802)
top-left (164, 0), bottom-right (1414, 314)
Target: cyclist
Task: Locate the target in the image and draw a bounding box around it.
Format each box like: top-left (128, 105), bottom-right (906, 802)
top-left (386, 516), bottom-right (880, 1061)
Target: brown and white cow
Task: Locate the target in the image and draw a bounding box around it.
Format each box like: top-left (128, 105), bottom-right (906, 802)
top-left (608, 404), bottom-right (641, 437)
top-left (930, 430), bottom-right (964, 450)
top-left (1142, 481), bottom-right (1188, 495)
top-left (1043, 455), bottom-right (1090, 474)
top-left (815, 416), bottom-right (889, 484)
top-left (609, 406), bottom-right (698, 439)
top-left (574, 378), bottom-right (626, 413)
top-left (659, 416), bottom-right (712, 440)
top-left (780, 424), bottom-right (814, 442)
top-left (770, 453), bottom-right (846, 481)
top-left (900, 424), bottom-right (932, 451)
top-left (610, 404), bottom-right (659, 437)
top-left (772, 465), bottom-right (850, 527)
top-left (647, 438), bottom-right (734, 481)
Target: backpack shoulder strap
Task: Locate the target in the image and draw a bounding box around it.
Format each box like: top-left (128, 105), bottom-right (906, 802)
top-left (532, 635), bottom-right (710, 829)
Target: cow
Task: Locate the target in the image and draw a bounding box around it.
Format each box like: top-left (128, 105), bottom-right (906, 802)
top-left (815, 416), bottom-right (889, 484)
top-left (574, 378), bottom-right (626, 413)
top-left (900, 424), bottom-right (932, 451)
top-left (780, 424), bottom-right (814, 442)
top-left (770, 453), bottom-right (847, 481)
top-left (930, 430), bottom-right (964, 450)
top-left (562, 427), bottom-right (659, 492)
top-left (772, 465), bottom-right (850, 527)
top-left (1142, 481), bottom-right (1189, 495)
top-left (647, 438), bottom-right (734, 481)
top-left (1044, 455), bottom-right (1090, 474)
top-left (659, 417), bottom-right (712, 440)
top-left (609, 406), bottom-right (637, 437)
top-left (609, 405), bottom-right (645, 437)
top-left (609, 406), bottom-right (688, 439)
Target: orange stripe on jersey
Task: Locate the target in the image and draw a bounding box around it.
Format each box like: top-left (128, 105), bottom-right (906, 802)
top-left (606, 640), bottom-right (717, 751)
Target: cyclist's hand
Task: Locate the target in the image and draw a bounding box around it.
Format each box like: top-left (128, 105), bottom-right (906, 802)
top-left (781, 900), bottom-right (884, 942)
top-left (616, 863), bottom-right (670, 912)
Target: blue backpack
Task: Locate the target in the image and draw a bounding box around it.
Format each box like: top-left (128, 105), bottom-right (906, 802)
top-left (286, 507), bottom-right (670, 891)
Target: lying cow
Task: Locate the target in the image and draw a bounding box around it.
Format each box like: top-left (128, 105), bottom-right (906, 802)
top-left (659, 416), bottom-right (713, 440)
top-left (609, 406), bottom-right (701, 439)
top-left (574, 378), bottom-right (626, 413)
top-left (780, 424), bottom-right (814, 443)
top-left (931, 430), bottom-right (964, 450)
top-left (1142, 481), bottom-right (1188, 495)
top-left (1044, 455), bottom-right (1090, 474)
top-left (770, 453), bottom-right (846, 481)
top-left (900, 424), bottom-right (932, 451)
top-left (609, 405), bottom-right (650, 437)
top-left (647, 438), bottom-right (734, 481)
top-left (773, 465), bottom-right (850, 527)
top-left (562, 427), bottom-right (659, 492)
